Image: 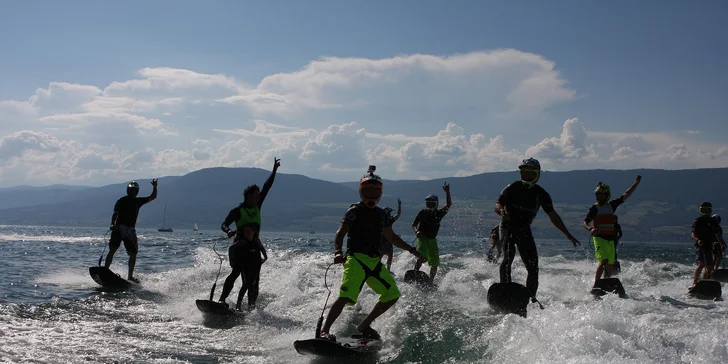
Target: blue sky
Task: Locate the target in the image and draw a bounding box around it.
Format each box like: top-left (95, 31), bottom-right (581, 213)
top-left (0, 0), bottom-right (726, 186)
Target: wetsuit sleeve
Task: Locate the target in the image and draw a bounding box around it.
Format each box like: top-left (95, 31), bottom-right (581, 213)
top-left (113, 198), bottom-right (122, 212)
top-left (257, 169), bottom-right (277, 210)
top-left (437, 207), bottom-right (449, 220)
top-left (412, 210), bottom-right (422, 228)
top-left (136, 197), bottom-right (151, 208)
top-left (610, 198), bottom-right (625, 212)
top-left (341, 205), bottom-right (358, 227)
top-left (584, 205), bottom-right (598, 223)
top-left (221, 207), bottom-right (240, 233)
top-left (497, 184), bottom-right (512, 206)
top-left (538, 187), bottom-right (555, 213)
top-left (691, 219), bottom-right (698, 233)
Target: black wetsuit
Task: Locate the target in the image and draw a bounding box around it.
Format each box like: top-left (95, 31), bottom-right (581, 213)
top-left (218, 170), bottom-right (276, 309)
top-left (497, 181), bottom-right (554, 298)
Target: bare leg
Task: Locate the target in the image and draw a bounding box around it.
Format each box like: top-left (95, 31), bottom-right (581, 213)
top-left (604, 263), bottom-right (613, 278)
top-left (321, 298), bottom-right (352, 335)
top-left (104, 246), bottom-right (119, 268)
top-left (594, 262), bottom-right (605, 287)
top-left (386, 252), bottom-right (393, 271)
top-left (414, 257), bottom-right (425, 271)
top-left (127, 252), bottom-right (137, 280)
top-left (429, 266), bottom-right (438, 281)
top-left (357, 298), bottom-right (398, 331)
top-left (693, 263), bottom-right (704, 286)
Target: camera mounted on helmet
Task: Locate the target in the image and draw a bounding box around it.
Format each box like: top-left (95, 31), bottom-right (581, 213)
top-left (424, 194), bottom-right (439, 209)
top-left (359, 165), bottom-right (383, 209)
top-left (518, 157), bottom-right (541, 186)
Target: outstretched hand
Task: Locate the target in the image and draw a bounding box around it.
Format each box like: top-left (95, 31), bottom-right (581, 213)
top-left (273, 157), bottom-right (281, 170)
top-left (568, 234), bottom-right (581, 247)
top-left (397, 198), bottom-right (401, 205)
top-left (635, 175), bottom-right (642, 183)
top-left (151, 178), bottom-right (158, 187)
top-left (442, 182), bottom-right (450, 192)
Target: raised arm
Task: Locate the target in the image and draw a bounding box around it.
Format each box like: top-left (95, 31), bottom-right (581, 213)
top-left (443, 182), bottom-right (452, 210)
top-left (257, 157), bottom-right (281, 209)
top-left (392, 198), bottom-right (402, 222)
top-left (619, 175), bottom-right (642, 202)
top-left (144, 179), bottom-right (158, 202)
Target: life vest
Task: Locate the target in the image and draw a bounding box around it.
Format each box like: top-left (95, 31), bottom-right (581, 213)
top-left (593, 203), bottom-right (617, 238)
top-left (235, 204), bottom-right (261, 230)
top-left (346, 203), bottom-right (387, 257)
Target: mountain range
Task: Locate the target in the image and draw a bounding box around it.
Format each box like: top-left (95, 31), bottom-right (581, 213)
top-left (0, 167), bottom-right (725, 241)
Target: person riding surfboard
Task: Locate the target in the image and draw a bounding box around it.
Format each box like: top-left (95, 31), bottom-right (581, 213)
top-left (583, 175), bottom-right (641, 288)
top-left (494, 158), bottom-right (580, 302)
top-left (106, 179), bottom-right (158, 283)
top-left (319, 165), bottom-right (424, 342)
top-left (411, 184), bottom-right (452, 282)
top-left (218, 157), bottom-right (280, 311)
top-left (691, 202), bottom-right (723, 287)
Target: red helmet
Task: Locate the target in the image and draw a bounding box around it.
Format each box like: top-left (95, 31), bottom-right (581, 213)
top-left (359, 165), bottom-right (383, 209)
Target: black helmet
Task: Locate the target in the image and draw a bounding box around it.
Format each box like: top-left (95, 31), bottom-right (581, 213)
top-left (700, 202), bottom-right (712, 216)
top-left (126, 181), bottom-right (140, 196)
top-left (518, 157), bottom-right (541, 186)
top-left (425, 194), bottom-right (439, 209)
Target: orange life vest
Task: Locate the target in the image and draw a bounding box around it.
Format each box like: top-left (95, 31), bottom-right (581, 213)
top-left (593, 203), bottom-right (617, 238)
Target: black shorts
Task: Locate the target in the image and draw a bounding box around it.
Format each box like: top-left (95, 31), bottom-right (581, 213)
top-left (109, 225), bottom-right (138, 254)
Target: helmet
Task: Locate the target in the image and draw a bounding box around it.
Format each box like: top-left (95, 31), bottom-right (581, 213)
top-left (359, 166), bottom-right (383, 209)
top-left (425, 194), bottom-right (439, 209)
top-left (594, 182), bottom-right (611, 204)
top-left (126, 181), bottom-right (139, 196)
top-left (518, 157), bottom-right (541, 170)
top-left (518, 157), bottom-right (541, 186)
top-left (712, 214), bottom-right (721, 224)
top-left (700, 201), bottom-right (712, 216)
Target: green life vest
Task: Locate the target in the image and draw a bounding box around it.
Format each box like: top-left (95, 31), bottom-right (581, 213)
top-left (235, 204), bottom-right (261, 230)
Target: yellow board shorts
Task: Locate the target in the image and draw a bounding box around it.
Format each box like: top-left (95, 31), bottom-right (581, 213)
top-left (338, 253), bottom-right (400, 305)
top-left (416, 236), bottom-right (440, 267)
top-left (593, 236), bottom-right (616, 264)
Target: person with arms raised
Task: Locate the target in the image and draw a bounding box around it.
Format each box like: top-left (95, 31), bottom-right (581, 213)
top-left (106, 179), bottom-right (158, 283)
top-left (583, 176), bottom-right (641, 287)
top-left (320, 166), bottom-right (424, 341)
top-left (494, 158), bottom-right (580, 302)
top-left (411, 184), bottom-right (452, 281)
top-left (218, 157), bottom-right (280, 311)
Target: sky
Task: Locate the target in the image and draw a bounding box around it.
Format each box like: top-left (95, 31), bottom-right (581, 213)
top-left (0, 0), bottom-right (726, 187)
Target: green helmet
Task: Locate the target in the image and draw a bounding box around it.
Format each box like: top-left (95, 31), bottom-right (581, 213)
top-left (594, 182), bottom-right (610, 203)
top-left (700, 201), bottom-right (712, 216)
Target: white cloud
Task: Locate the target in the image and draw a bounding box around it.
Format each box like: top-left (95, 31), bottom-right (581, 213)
top-left (221, 49), bottom-right (576, 120)
top-left (0, 49), bottom-right (726, 186)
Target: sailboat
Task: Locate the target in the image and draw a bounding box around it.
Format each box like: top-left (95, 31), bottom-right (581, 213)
top-left (158, 205), bottom-right (173, 232)
top-left (193, 223), bottom-right (199, 232)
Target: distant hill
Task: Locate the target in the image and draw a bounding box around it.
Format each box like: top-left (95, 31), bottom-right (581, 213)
top-left (0, 167), bottom-right (725, 241)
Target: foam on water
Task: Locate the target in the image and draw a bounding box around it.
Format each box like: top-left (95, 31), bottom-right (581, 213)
top-left (1, 226), bottom-right (727, 363)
